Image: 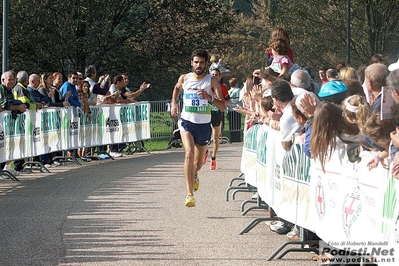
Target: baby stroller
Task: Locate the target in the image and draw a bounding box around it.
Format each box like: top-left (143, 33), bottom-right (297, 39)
top-left (167, 129), bottom-right (182, 149)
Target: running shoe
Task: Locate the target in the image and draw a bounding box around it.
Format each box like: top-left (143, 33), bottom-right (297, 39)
top-left (286, 226), bottom-right (299, 240)
top-left (81, 156), bottom-right (92, 162)
top-left (203, 149), bottom-right (209, 165)
top-left (193, 173), bottom-right (200, 192)
top-left (185, 194), bottom-right (196, 207)
top-left (210, 159), bottom-right (216, 170)
top-left (109, 152), bottom-right (123, 158)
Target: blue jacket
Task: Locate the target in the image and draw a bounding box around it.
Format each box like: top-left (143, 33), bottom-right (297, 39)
top-left (27, 86), bottom-right (51, 104)
top-left (60, 81), bottom-right (81, 107)
top-left (303, 117), bottom-right (313, 158)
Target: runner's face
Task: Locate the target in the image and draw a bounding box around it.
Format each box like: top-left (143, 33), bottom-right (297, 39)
top-left (191, 56), bottom-right (206, 75)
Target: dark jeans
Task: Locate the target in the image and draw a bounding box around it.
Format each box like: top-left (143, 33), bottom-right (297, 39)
top-left (110, 144), bottom-right (126, 152)
top-left (14, 159), bottom-right (25, 171)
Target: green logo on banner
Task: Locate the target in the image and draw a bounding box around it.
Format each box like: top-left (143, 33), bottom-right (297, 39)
top-left (4, 114), bottom-right (26, 136)
top-left (98, 110), bottom-right (105, 136)
top-left (90, 108), bottom-right (99, 125)
top-left (244, 124), bottom-right (259, 150)
top-left (62, 113), bottom-right (69, 130)
top-left (120, 106), bottom-right (136, 123)
top-left (135, 104), bottom-right (149, 121)
top-left (79, 112), bottom-right (91, 126)
top-left (282, 143), bottom-right (311, 183)
top-left (119, 105), bottom-right (149, 124)
top-left (257, 130), bottom-right (268, 164)
top-left (41, 110), bottom-right (61, 131)
top-left (382, 175), bottom-right (397, 237)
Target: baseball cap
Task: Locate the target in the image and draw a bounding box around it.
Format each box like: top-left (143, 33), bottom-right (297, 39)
top-left (318, 80), bottom-right (349, 103)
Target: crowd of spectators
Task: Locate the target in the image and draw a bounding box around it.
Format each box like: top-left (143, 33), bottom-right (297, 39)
top-left (0, 66), bottom-right (150, 175)
top-left (231, 27), bottom-right (399, 255)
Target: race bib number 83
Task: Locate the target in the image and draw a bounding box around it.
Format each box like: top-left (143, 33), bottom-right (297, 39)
top-left (184, 93), bottom-right (210, 114)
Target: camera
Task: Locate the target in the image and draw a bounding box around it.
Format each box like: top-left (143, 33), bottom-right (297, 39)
top-left (253, 76), bottom-right (261, 85)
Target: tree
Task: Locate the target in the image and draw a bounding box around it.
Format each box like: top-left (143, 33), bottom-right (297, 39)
top-left (261, 0), bottom-right (399, 70)
top-left (127, 0), bottom-right (237, 100)
top-left (5, 0), bottom-right (236, 100)
top-left (223, 0), bottom-right (399, 85)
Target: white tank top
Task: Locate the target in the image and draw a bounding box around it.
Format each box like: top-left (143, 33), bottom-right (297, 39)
top-left (180, 73), bottom-right (213, 124)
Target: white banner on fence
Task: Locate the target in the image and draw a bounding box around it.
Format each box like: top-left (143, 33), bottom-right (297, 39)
top-left (241, 124), bottom-right (399, 262)
top-left (0, 102), bottom-right (151, 162)
top-left (241, 124), bottom-right (259, 187)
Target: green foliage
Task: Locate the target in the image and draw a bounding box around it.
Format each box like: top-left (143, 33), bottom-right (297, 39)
top-left (6, 0), bottom-right (236, 100)
top-left (222, 0), bottom-right (399, 84)
top-left (263, 0), bottom-right (399, 69)
top-left (4, 0), bottom-right (399, 101)
top-left (142, 139), bottom-right (170, 151)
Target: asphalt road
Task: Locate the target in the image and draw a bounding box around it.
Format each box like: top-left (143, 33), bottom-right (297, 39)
top-left (0, 143), bottom-right (318, 266)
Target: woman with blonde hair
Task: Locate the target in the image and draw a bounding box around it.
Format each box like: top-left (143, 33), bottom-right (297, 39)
top-left (341, 94), bottom-right (369, 129)
top-left (339, 66), bottom-right (359, 81)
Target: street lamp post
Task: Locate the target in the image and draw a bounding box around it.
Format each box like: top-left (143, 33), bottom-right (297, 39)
top-left (2, 0), bottom-right (9, 73)
top-left (347, 0), bottom-right (351, 65)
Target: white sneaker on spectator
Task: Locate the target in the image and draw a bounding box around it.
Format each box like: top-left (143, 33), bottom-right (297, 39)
top-left (265, 220), bottom-right (275, 227)
top-left (286, 226), bottom-right (299, 239)
top-left (269, 221), bottom-right (285, 232)
top-left (52, 161), bottom-right (61, 167)
top-left (44, 164), bottom-right (51, 169)
top-left (109, 152), bottom-right (123, 158)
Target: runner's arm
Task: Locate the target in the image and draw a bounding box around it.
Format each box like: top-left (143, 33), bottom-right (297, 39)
top-left (171, 74), bottom-right (185, 117)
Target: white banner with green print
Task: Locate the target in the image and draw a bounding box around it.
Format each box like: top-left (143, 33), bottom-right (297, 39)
top-left (241, 124), bottom-right (399, 261)
top-left (0, 102), bottom-right (151, 161)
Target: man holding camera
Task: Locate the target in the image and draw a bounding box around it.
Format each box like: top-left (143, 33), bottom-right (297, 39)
top-left (83, 65), bottom-right (109, 105)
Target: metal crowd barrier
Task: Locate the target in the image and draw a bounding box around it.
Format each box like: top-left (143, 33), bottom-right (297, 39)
top-left (149, 100), bottom-right (244, 143)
